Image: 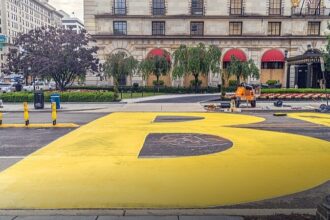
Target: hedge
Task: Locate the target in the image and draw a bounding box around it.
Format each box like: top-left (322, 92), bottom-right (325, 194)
top-left (261, 88), bottom-right (329, 94)
top-left (67, 85), bottom-right (236, 93)
top-left (0, 92), bottom-right (115, 103)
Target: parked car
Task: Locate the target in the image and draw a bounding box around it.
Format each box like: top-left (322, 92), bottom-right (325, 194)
top-left (23, 81), bottom-right (49, 91)
top-left (48, 81), bottom-right (56, 90)
top-left (0, 83), bottom-right (14, 93)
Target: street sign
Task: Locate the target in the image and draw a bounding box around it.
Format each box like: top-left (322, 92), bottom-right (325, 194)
top-left (0, 35), bottom-right (6, 49)
top-left (0, 35), bottom-right (6, 43)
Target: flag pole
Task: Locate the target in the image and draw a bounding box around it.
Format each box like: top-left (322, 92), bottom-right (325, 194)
top-left (315, 0), bottom-right (322, 15)
top-left (300, 0), bottom-right (306, 15)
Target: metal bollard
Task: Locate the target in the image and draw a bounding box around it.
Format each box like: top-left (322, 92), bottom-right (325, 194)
top-left (23, 102), bottom-right (29, 126)
top-left (0, 111), bottom-right (2, 126)
top-left (51, 102), bottom-right (57, 126)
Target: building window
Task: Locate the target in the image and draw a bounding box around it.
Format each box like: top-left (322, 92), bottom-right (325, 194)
top-left (268, 22), bottom-right (281, 36)
top-left (113, 21), bottom-right (127, 35)
top-left (229, 22), bottom-right (242, 35)
top-left (190, 22), bottom-right (204, 36)
top-left (153, 0), bottom-right (165, 15)
top-left (230, 0), bottom-right (243, 15)
top-left (308, 0), bottom-right (321, 15)
top-left (191, 0), bottom-right (204, 15)
top-left (307, 22), bottom-right (320, 36)
top-left (114, 0), bottom-right (126, 15)
top-left (152, 21), bottom-right (165, 35)
top-left (269, 0), bottom-right (282, 15)
top-left (261, 62), bottom-right (284, 69)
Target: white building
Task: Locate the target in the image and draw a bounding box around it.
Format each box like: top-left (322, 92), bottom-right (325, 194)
top-left (0, 0), bottom-right (63, 77)
top-left (58, 10), bottom-right (84, 34)
top-left (84, 0), bottom-right (330, 88)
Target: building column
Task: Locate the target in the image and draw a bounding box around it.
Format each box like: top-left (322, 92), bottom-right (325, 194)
top-left (307, 63), bottom-right (313, 88)
top-left (286, 65), bottom-right (296, 88)
top-left (285, 63), bottom-right (290, 88)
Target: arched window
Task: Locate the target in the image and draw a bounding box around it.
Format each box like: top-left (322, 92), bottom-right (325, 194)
top-left (261, 49), bottom-right (285, 69)
top-left (153, 0), bottom-right (165, 15)
top-left (191, 0), bottom-right (204, 15)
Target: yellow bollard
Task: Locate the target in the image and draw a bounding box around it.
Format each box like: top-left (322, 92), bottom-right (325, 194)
top-left (23, 102), bottom-right (29, 126)
top-left (0, 111), bottom-right (2, 126)
top-left (51, 102), bottom-right (57, 126)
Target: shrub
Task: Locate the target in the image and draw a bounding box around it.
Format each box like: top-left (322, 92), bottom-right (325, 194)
top-left (67, 85), bottom-right (222, 94)
top-left (153, 80), bottom-right (165, 86)
top-left (229, 80), bottom-right (238, 87)
top-left (190, 80), bottom-right (202, 87)
top-left (0, 91), bottom-right (115, 103)
top-left (266, 80), bottom-right (279, 85)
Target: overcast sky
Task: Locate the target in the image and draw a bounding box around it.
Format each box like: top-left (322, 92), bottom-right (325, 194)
top-left (49, 0), bottom-right (84, 22)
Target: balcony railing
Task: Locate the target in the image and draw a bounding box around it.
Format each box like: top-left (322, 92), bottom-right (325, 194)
top-left (291, 7), bottom-right (329, 16)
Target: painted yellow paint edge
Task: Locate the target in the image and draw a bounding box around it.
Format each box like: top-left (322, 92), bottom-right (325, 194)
top-left (0, 123), bottom-right (79, 128)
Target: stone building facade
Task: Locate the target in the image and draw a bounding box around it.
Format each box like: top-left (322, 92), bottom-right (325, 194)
top-left (0, 0), bottom-right (63, 76)
top-left (84, 0), bottom-right (330, 88)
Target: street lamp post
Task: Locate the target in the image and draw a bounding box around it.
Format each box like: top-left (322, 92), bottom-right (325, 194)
top-left (320, 58), bottom-right (328, 106)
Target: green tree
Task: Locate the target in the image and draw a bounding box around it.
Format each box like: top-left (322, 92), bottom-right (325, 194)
top-left (4, 27), bottom-right (99, 90)
top-left (103, 52), bottom-right (139, 100)
top-left (322, 29), bottom-right (330, 90)
top-left (139, 53), bottom-right (171, 89)
top-left (173, 43), bottom-right (221, 93)
top-left (226, 56), bottom-right (260, 86)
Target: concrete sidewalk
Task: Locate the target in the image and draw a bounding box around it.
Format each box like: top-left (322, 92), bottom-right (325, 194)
top-left (0, 98), bottom-right (327, 113)
top-left (0, 216), bottom-right (244, 220)
top-left (0, 208), bottom-right (317, 219)
top-left (0, 103), bottom-right (125, 113)
top-left (122, 94), bottom-right (221, 103)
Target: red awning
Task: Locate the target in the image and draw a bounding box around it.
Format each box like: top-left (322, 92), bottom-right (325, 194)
top-left (262, 49), bottom-right (285, 62)
top-left (223, 49), bottom-right (247, 62)
top-left (147, 48), bottom-right (171, 62)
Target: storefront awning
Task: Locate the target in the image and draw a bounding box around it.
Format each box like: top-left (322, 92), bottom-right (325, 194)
top-left (262, 49), bottom-right (285, 62)
top-left (147, 48), bottom-right (171, 62)
top-left (223, 49), bottom-right (247, 62)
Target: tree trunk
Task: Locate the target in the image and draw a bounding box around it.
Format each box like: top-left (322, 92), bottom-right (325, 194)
top-left (156, 74), bottom-right (160, 93)
top-left (25, 75), bottom-right (29, 86)
top-left (194, 74), bottom-right (199, 94)
top-left (113, 78), bottom-right (119, 100)
top-left (236, 75), bottom-right (241, 87)
top-left (221, 75), bottom-right (226, 100)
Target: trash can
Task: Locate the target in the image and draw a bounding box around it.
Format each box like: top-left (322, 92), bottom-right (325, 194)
top-left (34, 91), bottom-right (45, 109)
top-left (50, 94), bottom-right (61, 109)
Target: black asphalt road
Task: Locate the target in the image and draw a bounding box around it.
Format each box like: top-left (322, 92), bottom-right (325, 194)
top-left (139, 94), bottom-right (220, 103)
top-left (0, 112), bottom-right (108, 172)
top-left (237, 113), bottom-right (330, 141)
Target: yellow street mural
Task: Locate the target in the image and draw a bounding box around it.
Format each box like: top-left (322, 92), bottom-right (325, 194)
top-left (0, 112), bottom-right (329, 209)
